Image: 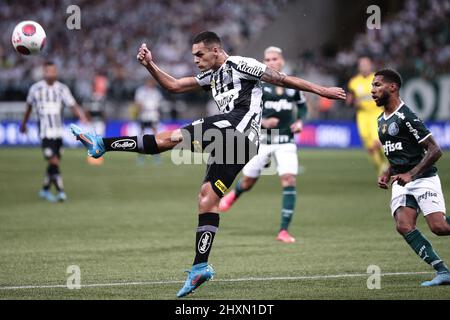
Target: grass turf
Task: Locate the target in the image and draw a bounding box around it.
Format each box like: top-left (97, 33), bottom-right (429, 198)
top-left (0, 148), bottom-right (449, 299)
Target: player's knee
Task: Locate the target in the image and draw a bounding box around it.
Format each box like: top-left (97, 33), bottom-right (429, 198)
top-left (395, 222), bottom-right (415, 235)
top-left (198, 183), bottom-right (218, 211)
top-left (281, 174), bottom-right (296, 187)
top-left (430, 224), bottom-right (449, 236)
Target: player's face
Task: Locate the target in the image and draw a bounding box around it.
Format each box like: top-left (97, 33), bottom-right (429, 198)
top-left (358, 58), bottom-right (372, 76)
top-left (43, 65), bottom-right (58, 83)
top-left (371, 75), bottom-right (391, 107)
top-left (264, 52), bottom-right (284, 71)
top-left (192, 42), bottom-right (220, 71)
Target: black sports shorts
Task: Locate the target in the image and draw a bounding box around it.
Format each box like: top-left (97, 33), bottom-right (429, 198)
top-left (181, 113), bottom-right (259, 197)
top-left (41, 138), bottom-right (63, 160)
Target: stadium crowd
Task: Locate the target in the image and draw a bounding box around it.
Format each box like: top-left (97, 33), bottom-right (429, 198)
top-left (0, 0), bottom-right (287, 101)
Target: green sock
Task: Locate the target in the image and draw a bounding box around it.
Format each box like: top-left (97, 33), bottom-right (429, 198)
top-left (234, 180), bottom-right (246, 198)
top-left (280, 186), bottom-right (296, 230)
top-left (404, 229), bottom-right (450, 273)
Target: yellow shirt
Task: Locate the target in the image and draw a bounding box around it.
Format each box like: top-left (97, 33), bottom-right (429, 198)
top-left (348, 73), bottom-right (378, 113)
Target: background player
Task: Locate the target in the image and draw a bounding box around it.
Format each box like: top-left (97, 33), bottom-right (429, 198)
top-left (71, 31), bottom-right (346, 297)
top-left (374, 69), bottom-right (450, 286)
top-left (219, 46), bottom-right (307, 244)
top-left (348, 56), bottom-right (389, 175)
top-left (20, 61), bottom-right (87, 202)
top-left (85, 72), bottom-right (108, 166)
top-left (134, 78), bottom-right (164, 165)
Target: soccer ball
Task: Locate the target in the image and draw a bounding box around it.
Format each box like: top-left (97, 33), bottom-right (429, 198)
top-left (11, 20), bottom-right (46, 55)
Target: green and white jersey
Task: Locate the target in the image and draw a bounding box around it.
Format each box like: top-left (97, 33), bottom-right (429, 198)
top-left (377, 102), bottom-right (437, 179)
top-left (260, 82), bottom-right (307, 144)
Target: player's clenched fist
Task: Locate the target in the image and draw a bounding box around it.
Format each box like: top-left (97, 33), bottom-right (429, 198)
top-left (137, 43), bottom-right (152, 66)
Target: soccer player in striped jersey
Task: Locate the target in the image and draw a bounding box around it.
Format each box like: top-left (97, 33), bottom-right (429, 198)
top-left (70, 31), bottom-right (346, 297)
top-left (20, 61), bottom-right (87, 202)
top-left (219, 46), bottom-right (307, 244)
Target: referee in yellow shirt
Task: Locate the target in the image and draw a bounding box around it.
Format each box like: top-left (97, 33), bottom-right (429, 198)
top-left (347, 56), bottom-right (389, 175)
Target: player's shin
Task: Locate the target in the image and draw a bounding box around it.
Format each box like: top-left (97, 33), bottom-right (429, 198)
top-left (102, 135), bottom-right (160, 154)
top-left (281, 186), bottom-right (296, 230)
top-left (49, 164), bottom-right (64, 192)
top-left (42, 166), bottom-right (52, 190)
top-left (193, 213), bottom-right (219, 265)
top-left (403, 229), bottom-right (450, 273)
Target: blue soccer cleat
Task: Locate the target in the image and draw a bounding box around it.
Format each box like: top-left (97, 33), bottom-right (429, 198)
top-left (39, 189), bottom-right (56, 202)
top-left (176, 263), bottom-right (215, 298)
top-left (56, 191), bottom-right (67, 202)
top-left (421, 272), bottom-right (450, 287)
top-left (70, 124), bottom-right (105, 159)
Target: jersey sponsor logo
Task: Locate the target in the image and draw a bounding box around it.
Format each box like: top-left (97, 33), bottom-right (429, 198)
top-left (215, 93), bottom-right (235, 110)
top-left (383, 140), bottom-right (403, 155)
top-left (264, 99), bottom-right (293, 112)
top-left (388, 122), bottom-right (399, 136)
top-left (417, 191), bottom-right (438, 202)
top-left (236, 61), bottom-right (263, 77)
top-left (405, 121), bottom-right (420, 140)
top-left (214, 179), bottom-right (227, 194)
top-left (198, 231), bottom-right (212, 254)
top-left (111, 139), bottom-right (136, 150)
top-left (381, 123), bottom-right (387, 134)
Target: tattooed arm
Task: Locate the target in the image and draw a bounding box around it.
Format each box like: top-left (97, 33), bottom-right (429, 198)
top-left (261, 67), bottom-right (346, 100)
top-left (392, 135), bottom-right (443, 186)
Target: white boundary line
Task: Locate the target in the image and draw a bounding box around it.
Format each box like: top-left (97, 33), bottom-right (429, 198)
top-left (0, 271), bottom-right (433, 290)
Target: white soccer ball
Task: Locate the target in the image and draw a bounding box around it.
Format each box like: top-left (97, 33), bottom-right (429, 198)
top-left (11, 20), bottom-right (47, 55)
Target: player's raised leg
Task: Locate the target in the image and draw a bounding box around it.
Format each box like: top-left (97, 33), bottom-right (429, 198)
top-left (395, 206), bottom-right (450, 286)
top-left (70, 124), bottom-right (182, 158)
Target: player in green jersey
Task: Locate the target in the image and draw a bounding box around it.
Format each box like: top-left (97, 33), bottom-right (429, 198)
top-left (219, 47), bottom-right (307, 243)
top-left (374, 69), bottom-right (450, 286)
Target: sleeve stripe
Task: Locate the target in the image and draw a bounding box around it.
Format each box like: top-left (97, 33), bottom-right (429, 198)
top-left (418, 133), bottom-right (432, 144)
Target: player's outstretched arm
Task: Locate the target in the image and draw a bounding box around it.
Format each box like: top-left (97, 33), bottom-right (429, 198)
top-left (137, 43), bottom-right (200, 94)
top-left (392, 136), bottom-right (443, 186)
top-left (261, 67), bottom-right (346, 100)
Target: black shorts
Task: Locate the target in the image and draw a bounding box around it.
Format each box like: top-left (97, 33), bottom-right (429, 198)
top-left (181, 113), bottom-right (259, 197)
top-left (41, 138), bottom-right (63, 160)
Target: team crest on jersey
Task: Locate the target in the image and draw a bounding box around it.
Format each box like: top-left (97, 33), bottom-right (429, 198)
top-left (388, 122), bottom-right (399, 136)
top-left (275, 86), bottom-right (284, 96)
top-left (381, 124), bottom-right (387, 134)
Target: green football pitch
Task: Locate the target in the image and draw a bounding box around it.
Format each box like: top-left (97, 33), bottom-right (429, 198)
top-left (0, 148), bottom-right (449, 300)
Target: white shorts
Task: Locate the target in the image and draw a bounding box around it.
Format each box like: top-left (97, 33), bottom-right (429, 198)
top-left (390, 175), bottom-right (446, 216)
top-left (242, 143), bottom-right (298, 178)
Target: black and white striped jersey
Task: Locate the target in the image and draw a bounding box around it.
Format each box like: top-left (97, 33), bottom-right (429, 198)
top-left (26, 80), bottom-right (76, 139)
top-left (195, 56), bottom-right (267, 136)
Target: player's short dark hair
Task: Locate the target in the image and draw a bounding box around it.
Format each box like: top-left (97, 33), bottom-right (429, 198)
top-left (192, 31), bottom-right (222, 47)
top-left (43, 60), bottom-right (55, 67)
top-left (375, 69), bottom-right (403, 88)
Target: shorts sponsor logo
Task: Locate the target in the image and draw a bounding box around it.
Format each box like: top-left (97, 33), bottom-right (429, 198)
top-left (417, 191), bottom-right (437, 202)
top-left (214, 179), bottom-right (227, 194)
top-left (111, 139), bottom-right (136, 150)
top-left (198, 231), bottom-right (212, 254)
top-left (388, 122), bottom-right (399, 136)
top-left (383, 140), bottom-right (403, 155)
